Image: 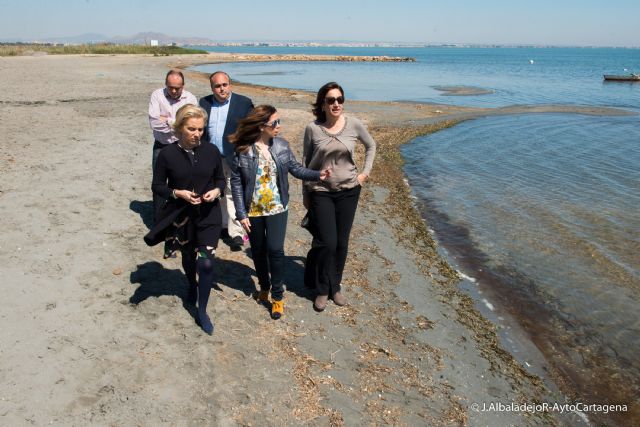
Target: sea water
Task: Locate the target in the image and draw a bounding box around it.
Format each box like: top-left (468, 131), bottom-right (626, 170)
top-left (191, 46), bottom-right (640, 412)
top-left (402, 113), bottom-right (639, 408)
top-left (191, 46), bottom-right (640, 109)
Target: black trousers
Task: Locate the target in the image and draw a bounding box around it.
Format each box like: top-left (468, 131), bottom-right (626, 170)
top-left (304, 186), bottom-right (361, 296)
top-left (248, 211), bottom-right (288, 301)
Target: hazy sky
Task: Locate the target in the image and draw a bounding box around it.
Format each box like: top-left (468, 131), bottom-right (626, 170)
top-left (1, 0), bottom-right (639, 47)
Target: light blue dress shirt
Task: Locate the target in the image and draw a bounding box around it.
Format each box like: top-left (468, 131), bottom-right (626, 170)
top-left (207, 93), bottom-right (231, 157)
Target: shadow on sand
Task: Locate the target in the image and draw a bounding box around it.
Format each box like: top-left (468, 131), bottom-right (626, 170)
top-left (129, 200), bottom-right (154, 230)
top-left (129, 251), bottom-right (315, 319)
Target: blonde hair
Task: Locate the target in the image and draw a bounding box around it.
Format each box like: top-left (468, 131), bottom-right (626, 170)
top-left (173, 104), bottom-right (208, 135)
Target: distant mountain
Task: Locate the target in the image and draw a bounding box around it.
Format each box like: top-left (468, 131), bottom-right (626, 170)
top-left (1, 32), bottom-right (215, 46)
top-left (110, 32), bottom-right (215, 45)
top-left (42, 33), bottom-right (111, 44)
top-left (0, 33), bottom-right (110, 44)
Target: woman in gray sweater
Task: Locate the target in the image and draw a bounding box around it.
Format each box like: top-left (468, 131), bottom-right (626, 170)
top-left (303, 82), bottom-right (376, 311)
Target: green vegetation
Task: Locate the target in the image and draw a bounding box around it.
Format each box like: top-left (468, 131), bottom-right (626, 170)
top-left (0, 43), bottom-right (208, 57)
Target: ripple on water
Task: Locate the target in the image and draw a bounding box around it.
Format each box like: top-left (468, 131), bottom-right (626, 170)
top-left (402, 112), bottom-right (640, 407)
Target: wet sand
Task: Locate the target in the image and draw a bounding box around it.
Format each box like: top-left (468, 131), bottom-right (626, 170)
top-left (432, 86), bottom-right (495, 96)
top-left (0, 53), bottom-right (627, 425)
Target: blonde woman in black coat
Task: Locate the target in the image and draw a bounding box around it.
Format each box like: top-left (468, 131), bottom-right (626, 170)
top-left (144, 104), bottom-right (225, 335)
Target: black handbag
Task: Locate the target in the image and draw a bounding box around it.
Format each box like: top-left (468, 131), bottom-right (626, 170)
top-left (300, 211), bottom-right (315, 235)
top-left (301, 148), bottom-right (317, 235)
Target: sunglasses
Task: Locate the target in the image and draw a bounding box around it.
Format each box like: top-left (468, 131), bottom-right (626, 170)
top-left (265, 119), bottom-right (281, 128)
top-left (325, 96), bottom-right (345, 105)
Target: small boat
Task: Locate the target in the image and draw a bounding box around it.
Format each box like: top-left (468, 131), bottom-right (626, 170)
top-left (603, 73), bottom-right (640, 82)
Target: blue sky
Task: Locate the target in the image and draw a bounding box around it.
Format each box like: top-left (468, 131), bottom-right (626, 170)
top-left (1, 0), bottom-right (639, 47)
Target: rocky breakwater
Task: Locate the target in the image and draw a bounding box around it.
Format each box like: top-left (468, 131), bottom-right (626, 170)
top-left (332, 55), bottom-right (415, 62)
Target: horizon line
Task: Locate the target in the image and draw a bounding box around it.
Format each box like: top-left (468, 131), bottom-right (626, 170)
top-left (1, 34), bottom-right (638, 49)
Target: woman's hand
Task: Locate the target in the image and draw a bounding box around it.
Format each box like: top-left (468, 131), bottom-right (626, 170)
top-left (357, 173), bottom-right (369, 186)
top-left (202, 188), bottom-right (221, 202)
top-left (319, 167), bottom-right (332, 181)
top-left (175, 189), bottom-right (202, 205)
top-left (240, 218), bottom-right (251, 234)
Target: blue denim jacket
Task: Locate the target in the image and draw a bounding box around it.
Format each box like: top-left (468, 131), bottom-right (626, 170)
top-left (230, 137), bottom-right (321, 220)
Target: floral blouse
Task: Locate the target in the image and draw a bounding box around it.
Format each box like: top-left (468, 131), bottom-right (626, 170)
top-left (248, 149), bottom-right (285, 217)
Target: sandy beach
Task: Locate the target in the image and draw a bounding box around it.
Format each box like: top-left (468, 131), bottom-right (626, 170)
top-left (0, 53), bottom-right (608, 426)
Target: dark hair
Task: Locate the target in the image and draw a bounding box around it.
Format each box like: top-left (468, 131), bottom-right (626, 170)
top-left (228, 105), bottom-right (277, 153)
top-left (312, 82), bottom-right (344, 123)
top-left (165, 69), bottom-right (185, 85)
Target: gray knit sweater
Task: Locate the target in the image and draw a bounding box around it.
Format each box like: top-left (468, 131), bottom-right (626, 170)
top-left (302, 116), bottom-right (376, 193)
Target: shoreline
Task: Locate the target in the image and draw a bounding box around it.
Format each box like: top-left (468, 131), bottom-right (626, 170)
top-left (0, 53), bottom-right (631, 425)
top-left (182, 53), bottom-right (638, 426)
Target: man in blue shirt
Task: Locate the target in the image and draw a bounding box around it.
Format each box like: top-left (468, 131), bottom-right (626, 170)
top-left (199, 71), bottom-right (254, 250)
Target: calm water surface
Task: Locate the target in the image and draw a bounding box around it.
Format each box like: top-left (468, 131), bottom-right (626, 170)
top-left (402, 114), bottom-right (640, 405)
top-left (192, 46), bottom-right (640, 108)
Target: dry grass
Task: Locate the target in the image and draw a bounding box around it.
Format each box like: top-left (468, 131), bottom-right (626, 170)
top-left (0, 43), bottom-right (207, 56)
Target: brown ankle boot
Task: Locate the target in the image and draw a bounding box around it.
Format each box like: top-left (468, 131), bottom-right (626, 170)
top-left (257, 289), bottom-right (270, 303)
top-left (271, 299), bottom-right (284, 320)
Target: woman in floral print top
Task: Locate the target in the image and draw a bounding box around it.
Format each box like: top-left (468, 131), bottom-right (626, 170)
top-left (229, 105), bottom-right (330, 319)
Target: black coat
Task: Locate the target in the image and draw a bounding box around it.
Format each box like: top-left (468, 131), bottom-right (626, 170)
top-left (144, 142), bottom-right (225, 247)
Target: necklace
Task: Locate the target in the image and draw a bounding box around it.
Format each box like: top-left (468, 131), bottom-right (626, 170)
top-left (321, 116), bottom-right (347, 137)
top-left (178, 141), bottom-right (199, 154)
top-left (255, 141), bottom-right (270, 158)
